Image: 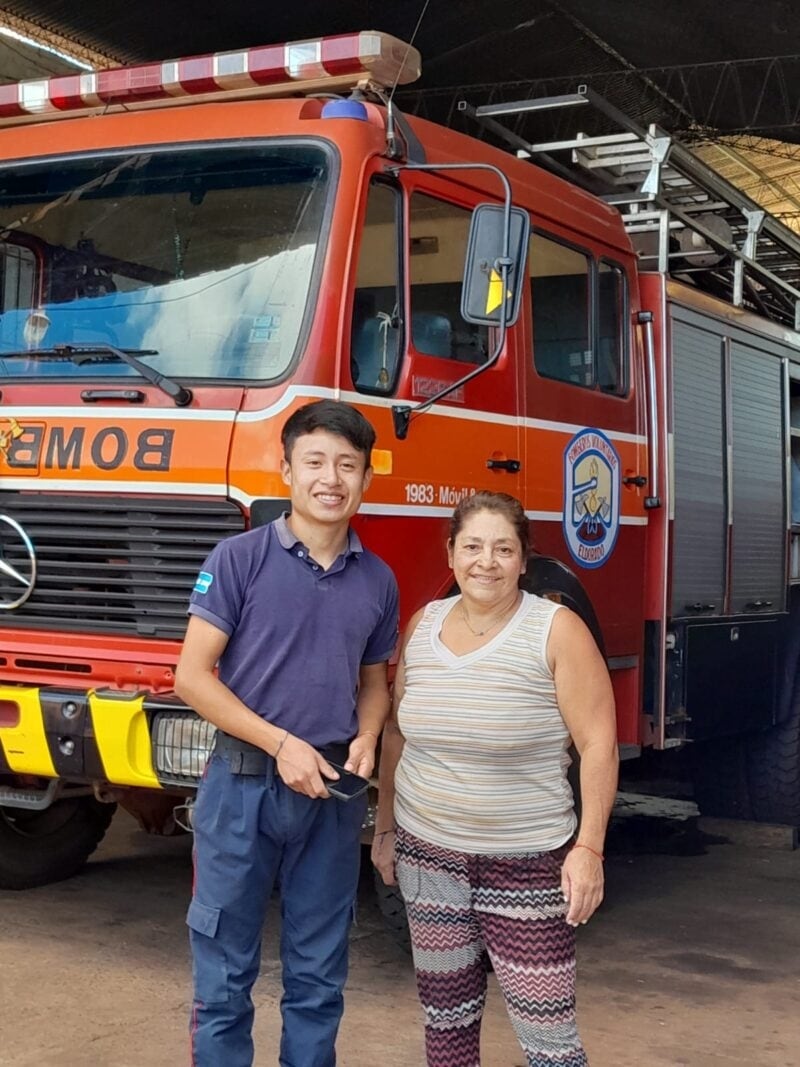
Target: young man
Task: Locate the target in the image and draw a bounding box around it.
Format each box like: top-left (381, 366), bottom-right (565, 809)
top-left (175, 399), bottom-right (398, 1067)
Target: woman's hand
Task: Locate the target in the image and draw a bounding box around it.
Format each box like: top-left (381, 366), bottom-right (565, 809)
top-left (345, 732), bottom-right (378, 778)
top-left (560, 846), bottom-right (604, 926)
top-left (371, 829), bottom-right (397, 886)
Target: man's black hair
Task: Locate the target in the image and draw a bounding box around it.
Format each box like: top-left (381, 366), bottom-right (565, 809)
top-left (281, 399), bottom-right (376, 466)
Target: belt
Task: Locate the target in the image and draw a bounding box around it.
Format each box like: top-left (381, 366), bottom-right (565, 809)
top-left (213, 731), bottom-right (351, 777)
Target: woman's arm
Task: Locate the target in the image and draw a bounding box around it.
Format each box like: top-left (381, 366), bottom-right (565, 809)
top-left (371, 608), bottom-right (423, 885)
top-left (547, 607), bottom-right (619, 925)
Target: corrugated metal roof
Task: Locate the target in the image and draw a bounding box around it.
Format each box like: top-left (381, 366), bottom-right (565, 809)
top-left (0, 32), bottom-right (82, 81)
top-left (697, 138), bottom-right (800, 235)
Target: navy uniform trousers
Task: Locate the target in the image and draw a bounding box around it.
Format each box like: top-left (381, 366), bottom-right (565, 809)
top-left (188, 744), bottom-right (367, 1067)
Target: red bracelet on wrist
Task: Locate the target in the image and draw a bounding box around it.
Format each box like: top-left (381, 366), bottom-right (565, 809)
top-left (572, 842), bottom-right (604, 861)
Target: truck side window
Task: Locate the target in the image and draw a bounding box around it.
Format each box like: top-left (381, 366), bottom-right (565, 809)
top-left (530, 232), bottom-right (591, 386)
top-left (409, 193), bottom-right (488, 364)
top-left (598, 260), bottom-right (627, 394)
top-left (351, 181), bottom-right (402, 394)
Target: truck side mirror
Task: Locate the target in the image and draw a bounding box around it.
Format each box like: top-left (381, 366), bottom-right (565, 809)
top-left (461, 203), bottom-right (529, 327)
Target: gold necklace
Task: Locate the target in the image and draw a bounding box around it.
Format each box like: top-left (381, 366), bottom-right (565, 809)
top-left (459, 596), bottom-right (519, 636)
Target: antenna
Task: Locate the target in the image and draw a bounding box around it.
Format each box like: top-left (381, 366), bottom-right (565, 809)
top-left (386, 0), bottom-right (431, 158)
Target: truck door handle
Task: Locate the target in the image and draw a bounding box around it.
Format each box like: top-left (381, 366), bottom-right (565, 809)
top-left (486, 458), bottom-right (521, 473)
top-left (81, 389), bottom-right (146, 403)
top-left (638, 311), bottom-right (662, 509)
top-left (745, 600), bottom-right (773, 610)
top-left (623, 475), bottom-right (647, 487)
top-left (685, 602), bottom-right (716, 613)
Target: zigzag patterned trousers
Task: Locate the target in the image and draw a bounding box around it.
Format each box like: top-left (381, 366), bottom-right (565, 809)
top-left (396, 827), bottom-right (588, 1067)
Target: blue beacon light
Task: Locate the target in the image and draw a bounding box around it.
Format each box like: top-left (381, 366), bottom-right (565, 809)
top-left (321, 99), bottom-right (369, 121)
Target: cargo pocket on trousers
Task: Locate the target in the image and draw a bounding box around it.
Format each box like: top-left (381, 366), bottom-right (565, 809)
top-left (186, 899), bottom-right (230, 1005)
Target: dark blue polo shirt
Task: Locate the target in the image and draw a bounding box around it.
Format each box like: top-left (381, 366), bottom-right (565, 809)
top-left (188, 515), bottom-right (399, 747)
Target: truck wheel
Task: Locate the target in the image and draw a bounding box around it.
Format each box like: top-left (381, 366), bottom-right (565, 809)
top-left (747, 702), bottom-right (800, 827)
top-left (373, 870), bottom-right (411, 953)
top-left (521, 556), bottom-right (606, 657)
top-left (690, 736), bottom-right (753, 820)
top-left (0, 795), bottom-right (116, 890)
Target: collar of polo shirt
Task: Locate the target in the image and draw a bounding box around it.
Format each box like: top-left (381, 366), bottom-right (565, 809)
top-left (274, 513), bottom-right (364, 558)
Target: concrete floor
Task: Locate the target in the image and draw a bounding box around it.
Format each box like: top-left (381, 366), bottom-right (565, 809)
top-left (0, 806), bottom-right (798, 1067)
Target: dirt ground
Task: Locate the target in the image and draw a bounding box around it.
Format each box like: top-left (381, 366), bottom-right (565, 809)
top-left (0, 803), bottom-right (798, 1067)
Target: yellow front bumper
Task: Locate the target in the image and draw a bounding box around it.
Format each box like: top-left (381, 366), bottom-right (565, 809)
top-left (0, 685), bottom-right (162, 789)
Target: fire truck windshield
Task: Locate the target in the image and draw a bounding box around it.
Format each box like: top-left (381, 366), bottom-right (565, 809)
top-left (0, 141), bottom-right (331, 383)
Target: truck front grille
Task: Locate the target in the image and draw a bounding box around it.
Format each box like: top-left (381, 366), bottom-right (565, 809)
top-left (0, 492), bottom-right (245, 639)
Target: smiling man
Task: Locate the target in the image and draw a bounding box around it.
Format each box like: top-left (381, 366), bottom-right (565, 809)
top-left (175, 399), bottom-right (398, 1067)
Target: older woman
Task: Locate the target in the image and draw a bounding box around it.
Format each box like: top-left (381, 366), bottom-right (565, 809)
top-left (372, 491), bottom-right (618, 1067)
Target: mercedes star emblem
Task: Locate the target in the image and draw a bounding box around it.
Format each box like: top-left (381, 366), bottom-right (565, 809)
top-left (0, 513), bottom-right (37, 610)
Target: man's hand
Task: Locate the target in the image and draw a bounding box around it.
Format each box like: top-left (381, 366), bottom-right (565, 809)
top-left (344, 732), bottom-right (377, 778)
top-left (276, 734), bottom-right (338, 798)
top-left (560, 846), bottom-right (604, 927)
top-left (371, 829), bottom-right (396, 886)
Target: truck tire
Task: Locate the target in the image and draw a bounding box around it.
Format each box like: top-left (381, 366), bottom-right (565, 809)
top-left (373, 870), bottom-right (411, 953)
top-left (521, 556), bottom-right (606, 657)
top-left (0, 795), bottom-right (116, 890)
top-left (747, 690), bottom-right (800, 827)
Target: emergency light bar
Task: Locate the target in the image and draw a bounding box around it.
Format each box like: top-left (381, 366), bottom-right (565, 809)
top-left (0, 31), bottom-right (421, 126)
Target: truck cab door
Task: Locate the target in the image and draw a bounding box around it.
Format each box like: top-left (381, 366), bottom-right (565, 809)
top-left (524, 230), bottom-right (648, 746)
top-left (344, 175), bottom-right (523, 609)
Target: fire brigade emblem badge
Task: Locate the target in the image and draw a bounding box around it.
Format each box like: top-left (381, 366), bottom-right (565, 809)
top-left (563, 429), bottom-right (620, 569)
top-left (0, 418), bottom-right (24, 463)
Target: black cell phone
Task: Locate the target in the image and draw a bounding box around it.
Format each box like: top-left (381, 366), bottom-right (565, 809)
top-left (324, 763), bottom-right (369, 802)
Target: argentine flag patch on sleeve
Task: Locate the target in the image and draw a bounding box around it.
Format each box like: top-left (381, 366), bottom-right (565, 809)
top-left (194, 571), bottom-right (214, 595)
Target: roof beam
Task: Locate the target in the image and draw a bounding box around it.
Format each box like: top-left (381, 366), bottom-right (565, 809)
top-left (400, 55), bottom-right (800, 136)
top-left (0, 7), bottom-right (117, 69)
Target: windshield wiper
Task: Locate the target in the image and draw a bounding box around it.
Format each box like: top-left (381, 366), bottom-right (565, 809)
top-left (1, 343), bottom-right (193, 407)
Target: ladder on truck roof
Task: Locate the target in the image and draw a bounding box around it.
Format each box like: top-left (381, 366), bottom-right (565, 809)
top-left (459, 86), bottom-right (800, 332)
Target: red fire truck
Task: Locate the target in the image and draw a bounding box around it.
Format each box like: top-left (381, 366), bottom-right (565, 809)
top-left (0, 31), bottom-right (798, 892)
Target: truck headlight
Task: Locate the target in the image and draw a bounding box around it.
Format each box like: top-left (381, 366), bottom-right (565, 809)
top-left (151, 711), bottom-right (217, 784)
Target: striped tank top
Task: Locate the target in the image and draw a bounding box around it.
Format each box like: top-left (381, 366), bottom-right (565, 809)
top-left (394, 591), bottom-right (576, 854)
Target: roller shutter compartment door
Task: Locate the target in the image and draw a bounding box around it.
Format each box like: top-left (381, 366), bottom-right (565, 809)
top-left (671, 319), bottom-right (726, 619)
top-left (729, 344), bottom-right (785, 614)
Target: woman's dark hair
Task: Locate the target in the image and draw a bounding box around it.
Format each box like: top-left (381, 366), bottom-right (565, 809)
top-left (449, 491), bottom-right (529, 557)
top-left (281, 399), bottom-right (376, 465)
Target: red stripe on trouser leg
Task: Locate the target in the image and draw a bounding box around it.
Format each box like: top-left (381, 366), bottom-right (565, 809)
top-left (189, 1000), bottom-right (201, 1067)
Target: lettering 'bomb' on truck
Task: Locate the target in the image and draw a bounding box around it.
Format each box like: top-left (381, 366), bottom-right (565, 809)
top-left (3, 425), bottom-right (174, 471)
